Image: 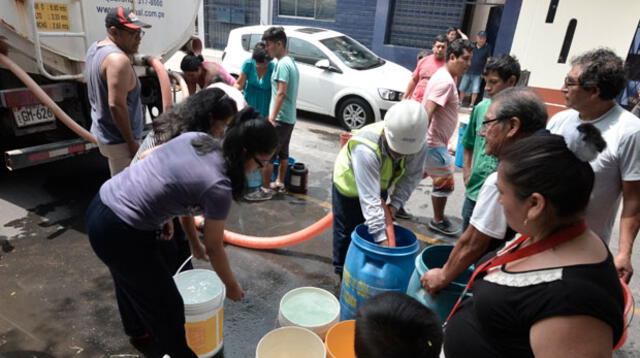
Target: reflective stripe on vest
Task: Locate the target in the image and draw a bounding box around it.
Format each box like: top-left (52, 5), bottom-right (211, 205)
top-left (333, 122), bottom-right (406, 197)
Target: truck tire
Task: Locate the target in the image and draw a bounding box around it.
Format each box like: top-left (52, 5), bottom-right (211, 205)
top-left (337, 97), bottom-right (373, 130)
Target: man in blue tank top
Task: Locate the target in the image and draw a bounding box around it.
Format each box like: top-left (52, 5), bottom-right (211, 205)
top-left (85, 7), bottom-right (150, 176)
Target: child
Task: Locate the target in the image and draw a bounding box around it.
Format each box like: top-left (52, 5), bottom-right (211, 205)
top-left (355, 292), bottom-right (443, 358)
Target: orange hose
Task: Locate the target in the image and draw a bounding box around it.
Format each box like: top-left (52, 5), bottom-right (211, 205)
top-left (223, 213), bottom-right (333, 249)
top-left (146, 56), bottom-right (173, 112)
top-left (0, 53), bottom-right (97, 144)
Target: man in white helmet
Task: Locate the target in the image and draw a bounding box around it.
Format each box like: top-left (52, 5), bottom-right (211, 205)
top-left (332, 100), bottom-right (429, 276)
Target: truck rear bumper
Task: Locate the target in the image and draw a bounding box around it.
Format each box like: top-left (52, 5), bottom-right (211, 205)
top-left (4, 138), bottom-right (97, 171)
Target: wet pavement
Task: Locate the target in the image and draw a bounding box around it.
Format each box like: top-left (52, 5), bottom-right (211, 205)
top-left (1, 112), bottom-right (638, 358)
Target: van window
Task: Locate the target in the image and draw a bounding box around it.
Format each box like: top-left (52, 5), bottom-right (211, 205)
top-left (241, 33), bottom-right (263, 52)
top-left (288, 38), bottom-right (328, 66)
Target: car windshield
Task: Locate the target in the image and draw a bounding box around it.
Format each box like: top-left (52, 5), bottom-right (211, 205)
top-left (320, 36), bottom-right (384, 70)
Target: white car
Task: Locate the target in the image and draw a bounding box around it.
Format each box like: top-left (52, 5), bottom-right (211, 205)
top-left (221, 25), bottom-right (412, 130)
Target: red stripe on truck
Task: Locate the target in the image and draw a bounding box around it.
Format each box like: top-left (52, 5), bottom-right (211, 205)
top-left (29, 152), bottom-right (50, 162)
top-left (68, 144), bottom-right (85, 153)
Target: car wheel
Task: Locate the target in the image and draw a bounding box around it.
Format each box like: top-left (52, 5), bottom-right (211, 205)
top-left (337, 97), bottom-right (373, 130)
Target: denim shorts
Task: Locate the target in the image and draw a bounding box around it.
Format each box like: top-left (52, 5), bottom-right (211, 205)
top-left (459, 73), bottom-right (482, 94)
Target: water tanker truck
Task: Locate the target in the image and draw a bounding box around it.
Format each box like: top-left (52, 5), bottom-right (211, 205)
top-left (0, 0), bottom-right (202, 170)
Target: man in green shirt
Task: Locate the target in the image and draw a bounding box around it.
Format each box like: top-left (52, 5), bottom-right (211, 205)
top-left (461, 54), bottom-right (521, 230)
top-left (246, 26), bottom-right (300, 201)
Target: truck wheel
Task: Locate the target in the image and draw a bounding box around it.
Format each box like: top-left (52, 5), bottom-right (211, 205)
top-left (337, 97), bottom-right (373, 130)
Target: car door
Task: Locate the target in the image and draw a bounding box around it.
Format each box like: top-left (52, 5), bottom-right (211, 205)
top-left (287, 37), bottom-right (338, 115)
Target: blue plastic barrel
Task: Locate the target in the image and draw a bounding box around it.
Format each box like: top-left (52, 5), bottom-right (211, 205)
top-left (272, 157), bottom-right (295, 184)
top-left (454, 124), bottom-right (467, 168)
top-left (339, 224), bottom-right (419, 320)
top-left (406, 245), bottom-right (473, 323)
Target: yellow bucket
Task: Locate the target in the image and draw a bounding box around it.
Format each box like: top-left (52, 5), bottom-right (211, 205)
top-left (325, 320), bottom-right (356, 358)
top-left (175, 269), bottom-right (225, 358)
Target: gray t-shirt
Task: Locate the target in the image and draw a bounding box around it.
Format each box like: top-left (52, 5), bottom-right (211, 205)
top-left (100, 132), bottom-right (232, 230)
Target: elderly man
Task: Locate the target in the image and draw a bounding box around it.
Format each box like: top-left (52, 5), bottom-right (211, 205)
top-left (548, 49), bottom-right (640, 283)
top-left (86, 7), bottom-right (150, 176)
top-left (422, 87), bottom-right (548, 293)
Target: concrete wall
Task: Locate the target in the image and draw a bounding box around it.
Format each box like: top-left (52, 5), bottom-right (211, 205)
top-left (511, 0), bottom-right (640, 91)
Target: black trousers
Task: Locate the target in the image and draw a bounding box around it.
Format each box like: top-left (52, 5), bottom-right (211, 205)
top-left (331, 184), bottom-right (387, 276)
top-left (85, 194), bottom-right (198, 358)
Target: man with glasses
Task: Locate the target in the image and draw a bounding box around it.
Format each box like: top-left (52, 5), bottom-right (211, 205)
top-left (86, 7), bottom-right (150, 176)
top-left (548, 49), bottom-right (640, 283)
top-left (421, 87), bottom-right (548, 294)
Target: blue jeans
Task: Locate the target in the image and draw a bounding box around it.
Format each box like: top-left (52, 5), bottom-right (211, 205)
top-left (459, 74), bottom-right (482, 94)
top-left (461, 197), bottom-right (476, 232)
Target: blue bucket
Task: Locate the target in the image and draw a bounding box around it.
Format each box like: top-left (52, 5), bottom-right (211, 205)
top-left (406, 245), bottom-right (473, 323)
top-left (339, 224), bottom-right (419, 320)
top-left (272, 157), bottom-right (295, 184)
top-left (454, 124), bottom-right (467, 168)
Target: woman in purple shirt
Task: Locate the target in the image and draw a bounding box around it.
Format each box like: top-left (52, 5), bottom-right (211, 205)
top-left (85, 109), bottom-right (277, 357)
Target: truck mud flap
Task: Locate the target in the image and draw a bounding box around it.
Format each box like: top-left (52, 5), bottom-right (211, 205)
top-left (4, 138), bottom-right (97, 171)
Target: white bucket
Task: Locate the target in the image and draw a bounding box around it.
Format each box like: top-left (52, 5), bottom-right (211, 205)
top-left (256, 326), bottom-right (327, 358)
top-left (277, 287), bottom-right (340, 340)
top-left (174, 268), bottom-right (226, 358)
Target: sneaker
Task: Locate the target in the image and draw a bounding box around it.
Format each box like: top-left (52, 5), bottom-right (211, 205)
top-left (270, 181), bottom-right (287, 194)
top-left (428, 218), bottom-right (461, 236)
top-left (244, 187), bottom-right (273, 201)
top-left (395, 207), bottom-right (412, 220)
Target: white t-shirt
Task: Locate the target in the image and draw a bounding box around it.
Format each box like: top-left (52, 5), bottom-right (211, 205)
top-left (470, 172), bottom-right (508, 239)
top-left (547, 105), bottom-right (640, 243)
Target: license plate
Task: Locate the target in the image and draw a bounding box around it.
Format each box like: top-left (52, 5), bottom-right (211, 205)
top-left (12, 104), bottom-right (55, 127)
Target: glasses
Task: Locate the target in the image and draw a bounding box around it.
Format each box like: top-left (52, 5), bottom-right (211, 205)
top-left (121, 28), bottom-right (145, 39)
top-left (563, 77), bottom-right (581, 87)
top-left (480, 117), bottom-right (506, 131)
top-left (253, 156), bottom-right (270, 169)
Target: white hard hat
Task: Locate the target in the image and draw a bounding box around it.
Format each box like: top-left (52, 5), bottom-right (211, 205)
top-left (383, 100), bottom-right (428, 155)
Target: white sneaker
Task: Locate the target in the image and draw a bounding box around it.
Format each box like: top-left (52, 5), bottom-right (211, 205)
top-left (269, 181), bottom-right (287, 194)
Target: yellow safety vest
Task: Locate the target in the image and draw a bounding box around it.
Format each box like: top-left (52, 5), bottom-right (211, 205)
top-left (333, 122), bottom-right (406, 198)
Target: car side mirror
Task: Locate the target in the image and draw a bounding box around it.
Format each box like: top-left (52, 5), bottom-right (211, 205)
top-left (315, 59), bottom-right (341, 73)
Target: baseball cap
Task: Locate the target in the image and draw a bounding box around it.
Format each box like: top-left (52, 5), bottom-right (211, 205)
top-left (383, 100), bottom-right (428, 155)
top-left (105, 7), bottom-right (151, 30)
top-left (477, 30), bottom-right (487, 37)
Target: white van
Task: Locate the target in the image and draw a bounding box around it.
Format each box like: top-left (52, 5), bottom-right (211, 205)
top-left (222, 25), bottom-right (411, 130)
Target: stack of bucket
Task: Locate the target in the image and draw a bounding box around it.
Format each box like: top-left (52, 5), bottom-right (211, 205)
top-left (257, 286), bottom-right (352, 358)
